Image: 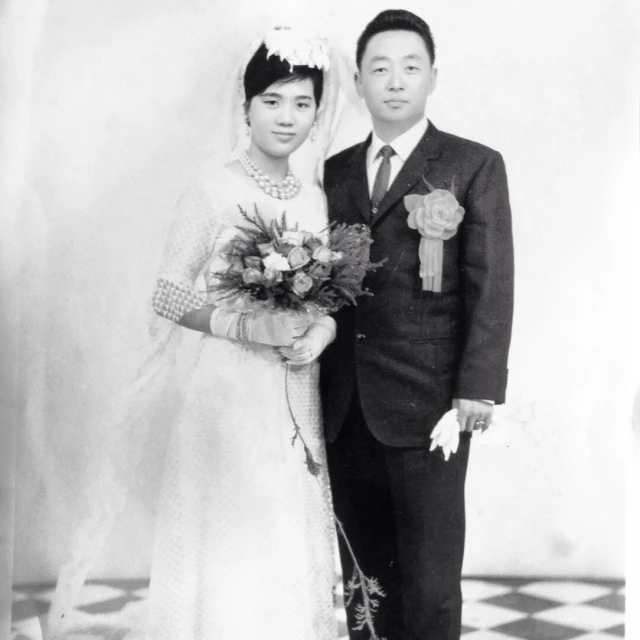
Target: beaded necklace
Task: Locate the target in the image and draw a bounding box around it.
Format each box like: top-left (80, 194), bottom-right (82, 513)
top-left (238, 151), bottom-right (301, 200)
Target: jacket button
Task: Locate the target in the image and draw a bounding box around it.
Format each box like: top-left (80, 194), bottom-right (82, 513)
top-left (356, 332), bottom-right (368, 344)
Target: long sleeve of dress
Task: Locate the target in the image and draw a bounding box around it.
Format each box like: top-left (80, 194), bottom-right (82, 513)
top-left (152, 186), bottom-right (221, 324)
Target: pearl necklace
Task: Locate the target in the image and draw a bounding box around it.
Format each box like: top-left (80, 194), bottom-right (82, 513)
top-left (238, 151), bottom-right (301, 200)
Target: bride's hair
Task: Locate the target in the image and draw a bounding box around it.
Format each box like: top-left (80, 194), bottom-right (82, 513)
top-left (243, 44), bottom-right (324, 106)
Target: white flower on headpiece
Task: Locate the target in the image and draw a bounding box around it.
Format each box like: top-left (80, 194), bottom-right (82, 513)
top-left (264, 25), bottom-right (331, 72)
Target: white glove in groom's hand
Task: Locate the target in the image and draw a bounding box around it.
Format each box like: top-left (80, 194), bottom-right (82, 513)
top-left (430, 409), bottom-right (461, 461)
top-left (430, 399), bottom-right (495, 461)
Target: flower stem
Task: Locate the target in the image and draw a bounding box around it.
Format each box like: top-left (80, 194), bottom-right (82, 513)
top-left (285, 364), bottom-right (321, 476)
top-left (285, 366), bottom-right (383, 638)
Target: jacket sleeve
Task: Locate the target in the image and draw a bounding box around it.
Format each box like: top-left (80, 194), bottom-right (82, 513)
top-left (454, 151), bottom-right (514, 403)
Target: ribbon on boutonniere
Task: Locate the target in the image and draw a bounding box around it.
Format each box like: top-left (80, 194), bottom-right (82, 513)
top-left (404, 177), bottom-right (465, 292)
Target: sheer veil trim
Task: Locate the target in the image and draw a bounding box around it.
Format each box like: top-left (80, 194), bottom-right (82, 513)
top-left (46, 25), bottom-right (356, 640)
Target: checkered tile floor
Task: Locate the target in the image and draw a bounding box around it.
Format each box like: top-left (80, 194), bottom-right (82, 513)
top-left (12, 578), bottom-right (625, 639)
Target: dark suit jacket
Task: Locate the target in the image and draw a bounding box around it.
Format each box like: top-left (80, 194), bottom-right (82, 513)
top-left (320, 122), bottom-right (514, 447)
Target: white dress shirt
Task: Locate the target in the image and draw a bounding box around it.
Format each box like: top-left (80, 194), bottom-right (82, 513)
top-left (366, 118), bottom-right (429, 197)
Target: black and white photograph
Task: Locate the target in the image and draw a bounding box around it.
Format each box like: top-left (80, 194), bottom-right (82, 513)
top-left (1, 1), bottom-right (638, 639)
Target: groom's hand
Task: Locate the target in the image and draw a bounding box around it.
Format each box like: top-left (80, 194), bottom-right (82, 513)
top-left (453, 398), bottom-right (494, 433)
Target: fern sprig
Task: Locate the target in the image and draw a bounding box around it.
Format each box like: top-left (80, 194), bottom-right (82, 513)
top-left (335, 516), bottom-right (386, 640)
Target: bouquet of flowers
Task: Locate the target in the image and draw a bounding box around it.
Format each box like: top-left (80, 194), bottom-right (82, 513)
top-left (212, 206), bottom-right (380, 314)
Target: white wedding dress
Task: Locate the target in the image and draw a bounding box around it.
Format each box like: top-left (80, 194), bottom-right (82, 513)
top-left (146, 167), bottom-right (338, 640)
top-left (43, 30), bottom-right (357, 640)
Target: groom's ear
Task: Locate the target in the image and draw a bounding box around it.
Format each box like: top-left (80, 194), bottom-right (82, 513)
top-left (354, 71), bottom-right (364, 99)
top-left (428, 67), bottom-right (438, 97)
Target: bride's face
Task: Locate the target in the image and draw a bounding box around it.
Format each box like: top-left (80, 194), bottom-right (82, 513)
top-left (247, 78), bottom-right (317, 159)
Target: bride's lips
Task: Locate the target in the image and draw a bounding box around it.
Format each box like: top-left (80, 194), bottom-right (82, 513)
top-left (273, 131), bottom-right (296, 142)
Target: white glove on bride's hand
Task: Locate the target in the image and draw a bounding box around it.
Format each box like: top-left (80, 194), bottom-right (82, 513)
top-left (209, 308), bottom-right (310, 347)
top-left (430, 409), bottom-right (462, 461)
top-left (279, 316), bottom-right (336, 366)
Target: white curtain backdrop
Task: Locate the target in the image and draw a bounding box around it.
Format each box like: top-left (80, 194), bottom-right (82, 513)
top-left (1, 2), bottom-right (51, 636)
top-left (3, 0), bottom-right (639, 587)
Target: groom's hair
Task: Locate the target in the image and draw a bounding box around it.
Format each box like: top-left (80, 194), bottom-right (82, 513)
top-left (356, 9), bottom-right (435, 68)
top-left (244, 44), bottom-right (324, 106)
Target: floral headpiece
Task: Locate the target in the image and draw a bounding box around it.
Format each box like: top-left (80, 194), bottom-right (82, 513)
top-left (263, 26), bottom-right (331, 72)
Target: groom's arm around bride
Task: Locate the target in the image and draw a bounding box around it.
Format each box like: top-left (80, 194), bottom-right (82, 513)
top-left (321, 9), bottom-right (514, 640)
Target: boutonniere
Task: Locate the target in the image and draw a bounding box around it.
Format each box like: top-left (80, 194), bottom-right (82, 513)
top-left (404, 177), bottom-right (465, 292)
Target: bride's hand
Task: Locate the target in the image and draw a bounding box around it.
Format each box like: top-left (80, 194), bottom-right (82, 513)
top-left (279, 317), bottom-right (336, 366)
top-left (209, 309), bottom-right (310, 347)
top-left (245, 311), bottom-right (310, 347)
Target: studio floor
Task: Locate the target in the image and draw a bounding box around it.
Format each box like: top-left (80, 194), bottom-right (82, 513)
top-left (12, 577), bottom-right (625, 640)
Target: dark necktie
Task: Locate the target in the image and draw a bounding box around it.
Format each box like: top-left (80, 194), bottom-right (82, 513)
top-left (371, 145), bottom-right (396, 217)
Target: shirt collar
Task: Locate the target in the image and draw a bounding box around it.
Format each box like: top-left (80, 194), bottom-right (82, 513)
top-left (368, 118), bottom-right (429, 167)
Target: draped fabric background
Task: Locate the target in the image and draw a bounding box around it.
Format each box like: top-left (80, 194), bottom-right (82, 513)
top-left (1, 2), bottom-right (51, 636)
top-left (628, 390), bottom-right (640, 636)
top-left (1, 0), bottom-right (638, 595)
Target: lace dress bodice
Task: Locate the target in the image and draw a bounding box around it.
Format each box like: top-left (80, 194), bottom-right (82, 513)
top-left (152, 169), bottom-right (328, 323)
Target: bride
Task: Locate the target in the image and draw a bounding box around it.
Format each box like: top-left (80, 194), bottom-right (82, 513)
top-left (44, 25), bottom-right (351, 640)
top-left (145, 28), bottom-right (342, 639)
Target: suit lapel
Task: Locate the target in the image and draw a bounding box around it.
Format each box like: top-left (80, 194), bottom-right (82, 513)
top-left (371, 122), bottom-right (443, 227)
top-left (342, 135), bottom-right (372, 224)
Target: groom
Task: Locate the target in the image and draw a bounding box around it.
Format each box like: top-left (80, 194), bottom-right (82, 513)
top-left (321, 10), bottom-right (514, 640)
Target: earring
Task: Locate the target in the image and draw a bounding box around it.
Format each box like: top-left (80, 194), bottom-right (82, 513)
top-left (244, 116), bottom-right (251, 138)
top-left (309, 122), bottom-right (317, 142)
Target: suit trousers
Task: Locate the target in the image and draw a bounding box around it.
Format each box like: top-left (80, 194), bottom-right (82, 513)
top-left (327, 391), bottom-right (471, 640)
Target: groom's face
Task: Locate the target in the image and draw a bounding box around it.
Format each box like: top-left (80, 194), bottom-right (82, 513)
top-left (356, 30), bottom-right (437, 132)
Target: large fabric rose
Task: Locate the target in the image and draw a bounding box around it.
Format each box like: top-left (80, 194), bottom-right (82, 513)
top-left (291, 272), bottom-right (313, 297)
top-left (406, 190), bottom-right (464, 240)
top-left (288, 246), bottom-right (312, 270)
top-left (405, 186), bottom-right (465, 292)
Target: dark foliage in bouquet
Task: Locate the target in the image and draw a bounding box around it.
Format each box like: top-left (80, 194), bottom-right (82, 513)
top-left (211, 206), bottom-right (382, 313)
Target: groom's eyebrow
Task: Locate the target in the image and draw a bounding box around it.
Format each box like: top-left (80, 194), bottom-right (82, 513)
top-left (368, 53), bottom-right (425, 63)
